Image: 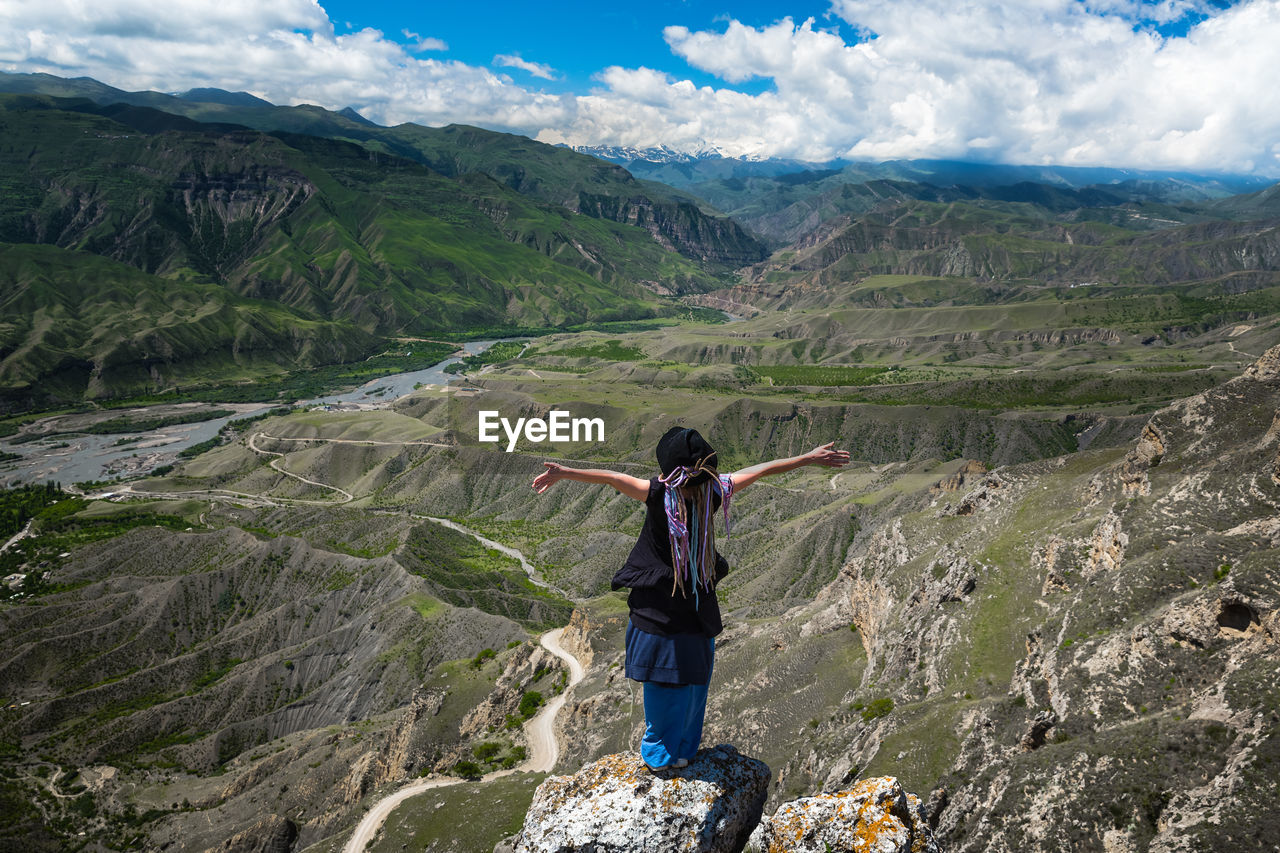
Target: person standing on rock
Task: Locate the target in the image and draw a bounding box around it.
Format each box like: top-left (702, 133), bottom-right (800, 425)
top-left (532, 426), bottom-right (849, 772)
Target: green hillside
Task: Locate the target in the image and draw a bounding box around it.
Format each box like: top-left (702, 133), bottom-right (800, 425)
top-left (742, 197), bottom-right (1280, 293)
top-left (0, 243), bottom-right (378, 407)
top-left (0, 95), bottom-right (744, 406)
top-left (0, 72), bottom-right (768, 270)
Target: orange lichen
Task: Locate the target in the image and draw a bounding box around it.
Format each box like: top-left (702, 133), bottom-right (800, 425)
top-left (757, 776), bottom-right (937, 853)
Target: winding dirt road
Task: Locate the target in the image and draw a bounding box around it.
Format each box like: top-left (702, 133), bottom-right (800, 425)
top-left (525, 628), bottom-right (587, 773)
top-left (422, 515), bottom-right (570, 597)
top-left (251, 434), bottom-right (452, 450)
top-left (246, 433), bottom-right (354, 502)
top-left (341, 627), bottom-right (586, 853)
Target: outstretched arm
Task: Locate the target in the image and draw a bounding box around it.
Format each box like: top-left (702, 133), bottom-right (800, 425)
top-left (531, 462), bottom-right (649, 500)
top-left (730, 442), bottom-right (850, 493)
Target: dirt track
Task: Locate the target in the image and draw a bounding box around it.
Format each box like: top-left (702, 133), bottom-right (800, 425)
top-left (340, 626), bottom-right (586, 853)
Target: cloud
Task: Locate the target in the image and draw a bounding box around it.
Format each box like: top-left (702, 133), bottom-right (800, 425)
top-left (493, 54), bottom-right (556, 80)
top-left (0, 0), bottom-right (565, 132)
top-left (402, 29), bottom-right (447, 52)
top-left (648, 0), bottom-right (1280, 173)
top-left (1, 0), bottom-right (332, 42)
top-left (1, 0), bottom-right (1278, 174)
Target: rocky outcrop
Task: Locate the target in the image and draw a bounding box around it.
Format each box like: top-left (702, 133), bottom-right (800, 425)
top-left (1037, 535), bottom-right (1071, 594)
top-left (1019, 710), bottom-right (1057, 752)
top-left (204, 814), bottom-right (297, 853)
top-left (512, 747), bottom-right (770, 853)
top-left (575, 193), bottom-right (768, 268)
top-left (745, 776), bottom-right (941, 853)
top-left (1240, 343), bottom-right (1280, 382)
top-left (460, 642), bottom-right (560, 738)
top-left (930, 460), bottom-right (987, 494)
top-left (1114, 423), bottom-right (1165, 497)
top-left (1162, 591), bottom-right (1269, 648)
top-left (944, 472), bottom-right (1005, 517)
top-left (1085, 510), bottom-right (1127, 575)
top-left (558, 607), bottom-right (611, 671)
top-left (338, 687), bottom-right (445, 804)
top-left (1132, 423), bottom-right (1166, 465)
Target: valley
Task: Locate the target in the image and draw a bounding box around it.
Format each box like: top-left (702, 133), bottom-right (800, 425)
top-left (3, 303), bottom-right (1277, 850)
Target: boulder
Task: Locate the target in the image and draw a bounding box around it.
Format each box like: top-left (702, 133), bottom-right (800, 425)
top-left (746, 776), bottom-right (941, 853)
top-left (513, 745), bottom-right (770, 853)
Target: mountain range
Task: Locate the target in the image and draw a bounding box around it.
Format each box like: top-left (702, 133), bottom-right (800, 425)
top-left (4, 71), bottom-right (1280, 413)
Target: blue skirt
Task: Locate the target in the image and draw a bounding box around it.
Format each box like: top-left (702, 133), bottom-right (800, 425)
top-left (625, 621), bottom-right (714, 686)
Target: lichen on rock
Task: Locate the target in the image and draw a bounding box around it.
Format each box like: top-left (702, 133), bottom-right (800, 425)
top-left (513, 745), bottom-right (770, 853)
top-left (745, 776), bottom-right (941, 853)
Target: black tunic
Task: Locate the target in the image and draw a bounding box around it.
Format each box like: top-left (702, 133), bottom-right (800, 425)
top-left (610, 477), bottom-right (726, 638)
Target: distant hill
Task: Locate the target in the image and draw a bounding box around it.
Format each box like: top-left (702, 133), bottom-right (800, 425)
top-left (338, 106), bottom-right (377, 126)
top-left (0, 243), bottom-right (378, 407)
top-left (577, 143), bottom-right (1267, 197)
top-left (177, 87), bottom-right (274, 108)
top-left (4, 71), bottom-right (1278, 409)
top-left (736, 195), bottom-right (1280, 294)
top-left (687, 168), bottom-right (1277, 246)
top-left (565, 143), bottom-right (1274, 246)
top-left (0, 72), bottom-right (767, 269)
top-left (0, 94), bottom-right (734, 405)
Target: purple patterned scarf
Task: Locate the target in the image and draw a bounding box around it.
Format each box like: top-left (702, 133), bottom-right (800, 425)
top-left (658, 458), bottom-right (733, 597)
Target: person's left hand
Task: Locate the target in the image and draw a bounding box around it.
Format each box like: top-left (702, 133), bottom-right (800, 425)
top-left (805, 442), bottom-right (850, 467)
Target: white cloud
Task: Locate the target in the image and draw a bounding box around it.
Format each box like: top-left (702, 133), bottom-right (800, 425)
top-left (648, 0), bottom-right (1280, 173)
top-left (1, 0), bottom-right (1278, 174)
top-left (0, 0), bottom-right (564, 132)
top-left (1, 0), bottom-right (332, 41)
top-left (402, 29), bottom-right (447, 52)
top-left (493, 54), bottom-right (556, 80)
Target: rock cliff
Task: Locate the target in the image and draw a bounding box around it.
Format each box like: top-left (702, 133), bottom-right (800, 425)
top-left (511, 746), bottom-right (770, 853)
top-left (575, 192), bottom-right (767, 269)
top-left (508, 756), bottom-right (940, 853)
top-left (746, 776), bottom-right (941, 853)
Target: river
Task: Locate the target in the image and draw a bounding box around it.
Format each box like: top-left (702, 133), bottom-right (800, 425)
top-left (0, 339), bottom-right (510, 488)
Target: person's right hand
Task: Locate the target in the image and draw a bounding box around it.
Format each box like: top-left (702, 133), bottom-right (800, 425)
top-left (532, 461), bottom-right (566, 493)
top-left (804, 442), bottom-right (850, 468)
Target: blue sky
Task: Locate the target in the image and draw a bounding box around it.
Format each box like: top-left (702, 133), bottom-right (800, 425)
top-left (317, 0), bottom-right (1223, 94)
top-left (319, 0), bottom-right (850, 94)
top-left (2, 0), bottom-right (1278, 173)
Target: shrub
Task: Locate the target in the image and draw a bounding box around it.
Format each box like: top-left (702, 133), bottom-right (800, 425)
top-left (860, 697), bottom-right (894, 723)
top-left (518, 691), bottom-right (544, 720)
top-left (452, 760), bottom-right (483, 780)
